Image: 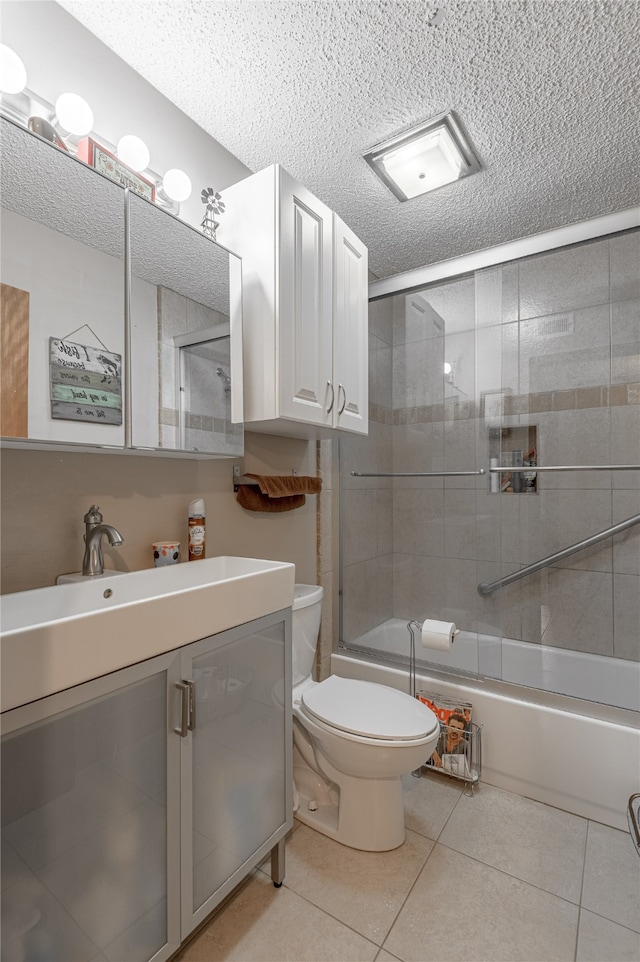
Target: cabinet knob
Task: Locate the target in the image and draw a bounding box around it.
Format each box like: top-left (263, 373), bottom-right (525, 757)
top-left (326, 381), bottom-right (335, 414)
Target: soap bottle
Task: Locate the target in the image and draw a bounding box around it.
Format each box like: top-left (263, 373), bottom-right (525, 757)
top-left (188, 498), bottom-right (206, 561)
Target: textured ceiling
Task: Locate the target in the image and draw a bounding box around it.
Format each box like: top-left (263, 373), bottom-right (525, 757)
top-left (58, 0), bottom-right (640, 280)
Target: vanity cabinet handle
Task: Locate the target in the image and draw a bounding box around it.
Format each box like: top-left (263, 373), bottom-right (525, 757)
top-left (174, 682), bottom-right (189, 737)
top-left (326, 380), bottom-right (335, 414)
top-left (338, 383), bottom-right (347, 415)
top-left (186, 679), bottom-right (196, 731)
top-left (174, 680), bottom-right (196, 736)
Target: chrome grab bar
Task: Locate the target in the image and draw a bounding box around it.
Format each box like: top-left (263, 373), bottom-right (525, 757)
top-left (351, 469), bottom-right (486, 478)
top-left (478, 513), bottom-right (640, 597)
top-left (490, 464), bottom-right (640, 472)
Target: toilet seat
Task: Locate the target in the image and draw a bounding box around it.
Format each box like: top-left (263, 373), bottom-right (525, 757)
top-left (300, 675), bottom-right (438, 741)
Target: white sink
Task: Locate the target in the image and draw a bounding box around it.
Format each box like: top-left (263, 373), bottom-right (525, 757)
top-left (1, 556), bottom-right (295, 712)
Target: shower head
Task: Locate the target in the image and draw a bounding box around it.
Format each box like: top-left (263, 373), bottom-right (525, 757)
top-left (216, 366), bottom-right (232, 394)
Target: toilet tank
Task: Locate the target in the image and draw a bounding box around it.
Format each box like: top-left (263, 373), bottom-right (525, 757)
top-left (292, 584), bottom-right (324, 684)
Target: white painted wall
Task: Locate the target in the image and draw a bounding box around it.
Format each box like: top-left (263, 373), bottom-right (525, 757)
top-left (0, 1), bottom-right (319, 596)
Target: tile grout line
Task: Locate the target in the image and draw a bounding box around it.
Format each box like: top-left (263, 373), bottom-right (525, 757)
top-left (257, 853), bottom-right (387, 954)
top-left (434, 835), bottom-right (586, 912)
top-left (572, 819), bottom-right (591, 962)
top-left (376, 782), bottom-right (467, 958)
top-left (376, 839), bottom-right (440, 955)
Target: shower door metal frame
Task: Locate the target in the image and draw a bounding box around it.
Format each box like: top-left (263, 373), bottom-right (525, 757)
top-left (368, 207), bottom-right (640, 301)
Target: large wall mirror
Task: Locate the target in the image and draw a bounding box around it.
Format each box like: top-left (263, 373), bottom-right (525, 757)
top-left (0, 116), bottom-right (243, 458)
top-left (128, 192), bottom-right (243, 456)
top-left (1, 116), bottom-right (126, 448)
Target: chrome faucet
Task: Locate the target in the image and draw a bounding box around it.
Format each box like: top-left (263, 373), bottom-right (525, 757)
top-left (82, 505), bottom-right (124, 576)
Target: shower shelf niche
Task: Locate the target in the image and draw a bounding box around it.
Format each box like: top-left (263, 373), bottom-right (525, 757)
top-left (488, 424), bottom-right (538, 494)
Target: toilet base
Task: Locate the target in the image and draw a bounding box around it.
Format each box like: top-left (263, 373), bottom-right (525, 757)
top-left (293, 757), bottom-right (406, 852)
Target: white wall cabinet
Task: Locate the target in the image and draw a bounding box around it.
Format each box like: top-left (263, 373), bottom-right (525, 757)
top-left (218, 164), bottom-right (368, 438)
top-left (0, 610), bottom-right (291, 962)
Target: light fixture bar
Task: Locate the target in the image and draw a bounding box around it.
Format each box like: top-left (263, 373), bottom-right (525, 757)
top-left (363, 110), bottom-right (481, 202)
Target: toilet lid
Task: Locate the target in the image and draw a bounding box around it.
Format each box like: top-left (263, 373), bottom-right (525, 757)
top-left (300, 676), bottom-right (439, 741)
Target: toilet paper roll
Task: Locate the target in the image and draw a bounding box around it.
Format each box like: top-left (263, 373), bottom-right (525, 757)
top-left (421, 619), bottom-right (458, 651)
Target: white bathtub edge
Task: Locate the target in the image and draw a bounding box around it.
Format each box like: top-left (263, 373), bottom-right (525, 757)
top-left (332, 653), bottom-right (640, 833)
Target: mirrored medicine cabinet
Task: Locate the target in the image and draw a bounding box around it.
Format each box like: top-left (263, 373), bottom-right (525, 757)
top-left (0, 116), bottom-right (243, 458)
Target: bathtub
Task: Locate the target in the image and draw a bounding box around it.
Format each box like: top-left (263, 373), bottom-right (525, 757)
top-left (344, 617), bottom-right (640, 712)
top-left (334, 625), bottom-right (640, 832)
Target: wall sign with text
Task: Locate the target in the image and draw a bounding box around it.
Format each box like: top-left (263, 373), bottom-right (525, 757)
top-left (49, 338), bottom-right (122, 425)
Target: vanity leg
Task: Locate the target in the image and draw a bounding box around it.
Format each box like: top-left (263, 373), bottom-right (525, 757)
top-left (270, 837), bottom-right (285, 887)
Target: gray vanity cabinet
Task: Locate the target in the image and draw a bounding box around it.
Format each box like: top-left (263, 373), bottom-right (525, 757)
top-left (179, 610), bottom-right (292, 934)
top-left (0, 609), bottom-right (292, 962)
top-left (0, 652), bottom-right (181, 962)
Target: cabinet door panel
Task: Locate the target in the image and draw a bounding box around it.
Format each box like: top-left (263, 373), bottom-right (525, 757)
top-left (279, 177), bottom-right (334, 425)
top-left (333, 216), bottom-right (369, 434)
top-left (1, 660), bottom-right (179, 962)
top-left (181, 614), bottom-right (290, 934)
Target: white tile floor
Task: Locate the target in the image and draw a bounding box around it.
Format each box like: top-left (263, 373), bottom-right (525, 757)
top-left (175, 772), bottom-right (640, 962)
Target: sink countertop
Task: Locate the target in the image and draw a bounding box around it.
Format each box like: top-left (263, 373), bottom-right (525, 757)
top-left (1, 556), bottom-right (295, 713)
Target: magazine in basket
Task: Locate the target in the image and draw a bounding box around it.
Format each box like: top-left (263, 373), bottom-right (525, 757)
top-left (416, 691), bottom-right (473, 777)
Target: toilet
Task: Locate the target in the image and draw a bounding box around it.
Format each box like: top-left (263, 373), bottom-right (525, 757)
top-left (291, 584), bottom-right (439, 851)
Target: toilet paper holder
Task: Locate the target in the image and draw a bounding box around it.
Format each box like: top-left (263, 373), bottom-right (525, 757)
top-left (406, 620), bottom-right (482, 794)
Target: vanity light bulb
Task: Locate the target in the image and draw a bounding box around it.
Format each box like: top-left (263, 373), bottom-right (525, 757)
top-left (0, 44), bottom-right (27, 94)
top-left (443, 361), bottom-right (452, 375)
top-left (162, 168), bottom-right (192, 202)
top-left (55, 92), bottom-right (94, 136)
top-left (117, 134), bottom-right (150, 172)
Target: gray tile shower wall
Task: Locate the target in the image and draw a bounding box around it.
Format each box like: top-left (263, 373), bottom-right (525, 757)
top-left (340, 230), bottom-right (640, 667)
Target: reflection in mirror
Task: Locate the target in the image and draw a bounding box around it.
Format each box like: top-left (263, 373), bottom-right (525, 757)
top-left (175, 325), bottom-right (235, 452)
top-left (0, 117), bottom-right (126, 447)
top-left (128, 191), bottom-right (243, 456)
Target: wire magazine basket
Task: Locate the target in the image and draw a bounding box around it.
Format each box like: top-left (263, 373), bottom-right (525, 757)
top-left (416, 702), bottom-right (482, 793)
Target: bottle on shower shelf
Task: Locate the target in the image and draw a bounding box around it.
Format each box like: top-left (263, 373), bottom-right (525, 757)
top-left (511, 449), bottom-right (524, 493)
top-left (524, 446), bottom-right (537, 492)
